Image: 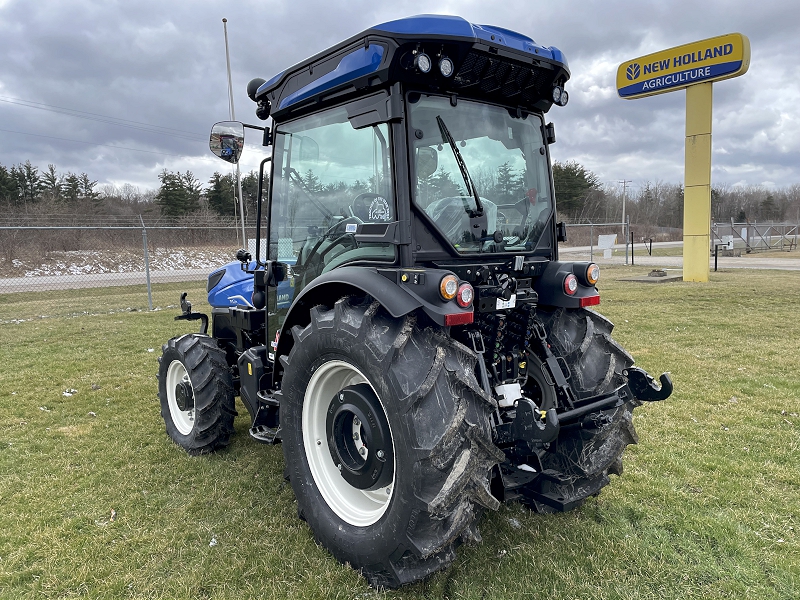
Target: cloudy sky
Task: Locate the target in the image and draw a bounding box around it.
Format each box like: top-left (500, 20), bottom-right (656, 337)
top-left (1, 0), bottom-right (797, 195)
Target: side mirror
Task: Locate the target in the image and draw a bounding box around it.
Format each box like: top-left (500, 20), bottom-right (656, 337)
top-left (416, 146), bottom-right (438, 179)
top-left (545, 122), bottom-right (556, 145)
top-left (270, 261), bottom-right (289, 284)
top-left (210, 121), bottom-right (245, 164)
top-left (556, 221), bottom-right (567, 242)
top-left (299, 136), bottom-right (319, 162)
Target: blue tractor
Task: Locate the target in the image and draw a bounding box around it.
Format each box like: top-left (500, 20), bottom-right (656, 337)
top-left (157, 15), bottom-right (671, 588)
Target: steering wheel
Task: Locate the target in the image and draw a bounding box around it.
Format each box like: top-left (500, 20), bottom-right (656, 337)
top-left (351, 192), bottom-right (389, 222)
top-left (316, 215), bottom-right (363, 262)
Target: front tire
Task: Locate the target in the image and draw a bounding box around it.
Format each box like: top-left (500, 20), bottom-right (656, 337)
top-left (280, 297), bottom-right (503, 588)
top-left (158, 334), bottom-right (236, 455)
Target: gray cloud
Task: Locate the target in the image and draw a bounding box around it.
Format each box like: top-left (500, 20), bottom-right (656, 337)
top-left (0, 0), bottom-right (797, 193)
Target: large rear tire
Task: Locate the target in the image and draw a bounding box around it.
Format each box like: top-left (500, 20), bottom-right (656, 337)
top-left (522, 307), bottom-right (638, 511)
top-left (158, 334), bottom-right (236, 455)
top-left (280, 297), bottom-right (503, 588)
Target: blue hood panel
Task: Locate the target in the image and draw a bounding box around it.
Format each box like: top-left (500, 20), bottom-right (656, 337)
top-left (207, 262), bottom-right (294, 310)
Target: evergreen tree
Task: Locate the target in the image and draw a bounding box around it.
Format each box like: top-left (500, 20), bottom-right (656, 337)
top-left (302, 169), bottom-right (321, 193)
top-left (63, 172), bottom-right (81, 203)
top-left (0, 164), bottom-right (19, 205)
top-left (553, 160), bottom-right (600, 218)
top-left (241, 170), bottom-right (260, 217)
top-left (430, 167), bottom-right (463, 199)
top-left (42, 164), bottom-right (62, 202)
top-left (156, 170), bottom-right (189, 217)
top-left (760, 194), bottom-right (777, 220)
top-left (206, 172), bottom-right (236, 216)
top-left (180, 171), bottom-right (202, 213)
top-left (492, 162), bottom-right (523, 204)
top-left (79, 173), bottom-right (99, 200)
top-left (13, 160), bottom-right (42, 204)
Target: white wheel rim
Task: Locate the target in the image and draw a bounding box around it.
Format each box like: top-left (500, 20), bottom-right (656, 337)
top-left (302, 360), bottom-right (395, 526)
top-left (166, 360), bottom-right (195, 436)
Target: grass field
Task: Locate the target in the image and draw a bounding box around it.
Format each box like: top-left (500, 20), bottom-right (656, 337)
top-left (0, 268), bottom-right (798, 599)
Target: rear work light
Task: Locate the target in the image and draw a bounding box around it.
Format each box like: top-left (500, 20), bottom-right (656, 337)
top-left (414, 52), bottom-right (432, 73)
top-left (579, 295), bottom-right (601, 307)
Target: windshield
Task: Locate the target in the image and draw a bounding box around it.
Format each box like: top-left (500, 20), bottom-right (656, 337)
top-left (408, 94), bottom-right (553, 254)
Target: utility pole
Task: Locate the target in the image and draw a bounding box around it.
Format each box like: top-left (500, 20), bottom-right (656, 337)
top-left (223, 18), bottom-right (247, 250)
top-left (618, 179), bottom-right (632, 242)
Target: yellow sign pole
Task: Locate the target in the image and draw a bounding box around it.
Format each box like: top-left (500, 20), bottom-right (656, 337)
top-left (683, 82), bottom-right (713, 281)
top-left (616, 33), bottom-right (750, 282)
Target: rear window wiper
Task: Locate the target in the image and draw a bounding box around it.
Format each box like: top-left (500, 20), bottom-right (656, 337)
top-left (436, 115), bottom-right (484, 218)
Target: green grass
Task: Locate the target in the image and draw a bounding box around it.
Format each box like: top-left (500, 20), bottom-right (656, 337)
top-left (0, 280), bottom-right (207, 323)
top-left (0, 269), bottom-right (798, 599)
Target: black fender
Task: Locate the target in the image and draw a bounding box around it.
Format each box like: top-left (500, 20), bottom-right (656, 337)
top-left (534, 261), bottom-right (600, 308)
top-left (272, 266), bottom-right (473, 384)
top-left (273, 267), bottom-right (421, 383)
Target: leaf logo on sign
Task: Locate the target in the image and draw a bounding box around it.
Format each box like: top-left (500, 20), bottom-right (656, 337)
top-left (626, 63), bottom-right (640, 81)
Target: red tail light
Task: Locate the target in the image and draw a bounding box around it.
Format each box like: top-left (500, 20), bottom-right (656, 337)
top-left (456, 283), bottom-right (474, 308)
top-left (564, 273), bottom-right (578, 295)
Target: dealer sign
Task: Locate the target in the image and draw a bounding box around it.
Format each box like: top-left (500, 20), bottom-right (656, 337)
top-left (617, 33), bottom-right (750, 99)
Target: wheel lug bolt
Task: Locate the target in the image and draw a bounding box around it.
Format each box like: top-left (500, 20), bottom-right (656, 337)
top-left (386, 487), bottom-right (392, 495)
top-left (376, 450), bottom-right (384, 458)
top-left (353, 417), bottom-right (361, 427)
top-left (359, 447), bottom-right (366, 456)
top-left (352, 432), bottom-right (360, 441)
top-left (338, 463), bottom-right (342, 471)
top-left (338, 393), bottom-right (344, 402)
top-left (316, 440), bottom-right (321, 446)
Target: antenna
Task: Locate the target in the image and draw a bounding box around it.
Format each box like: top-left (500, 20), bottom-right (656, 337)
top-left (223, 18), bottom-right (247, 250)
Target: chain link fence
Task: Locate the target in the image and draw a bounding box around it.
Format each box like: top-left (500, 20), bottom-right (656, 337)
top-left (560, 220), bottom-right (686, 265)
top-left (0, 215), bottom-right (255, 322)
top-left (712, 221), bottom-right (798, 253)
top-left (8, 214), bottom-right (761, 322)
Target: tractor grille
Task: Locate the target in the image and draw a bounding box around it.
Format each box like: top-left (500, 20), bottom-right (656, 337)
top-left (453, 51), bottom-right (554, 106)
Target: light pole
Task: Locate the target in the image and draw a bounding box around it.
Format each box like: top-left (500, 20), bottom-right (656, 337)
top-left (223, 18), bottom-right (247, 249)
top-left (618, 179), bottom-right (632, 243)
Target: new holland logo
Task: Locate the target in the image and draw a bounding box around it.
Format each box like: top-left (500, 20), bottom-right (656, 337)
top-left (626, 63), bottom-right (640, 81)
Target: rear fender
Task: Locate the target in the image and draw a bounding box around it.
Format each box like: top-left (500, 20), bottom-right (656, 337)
top-left (534, 261), bottom-right (599, 308)
top-left (272, 266), bottom-right (471, 384)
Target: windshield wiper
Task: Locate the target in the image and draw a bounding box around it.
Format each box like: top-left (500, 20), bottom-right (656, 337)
top-left (436, 115), bottom-right (484, 217)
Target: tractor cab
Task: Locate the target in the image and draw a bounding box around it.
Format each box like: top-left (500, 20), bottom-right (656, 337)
top-left (210, 14), bottom-right (578, 355)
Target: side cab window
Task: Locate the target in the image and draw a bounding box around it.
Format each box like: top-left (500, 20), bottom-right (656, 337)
top-left (270, 103), bottom-right (396, 297)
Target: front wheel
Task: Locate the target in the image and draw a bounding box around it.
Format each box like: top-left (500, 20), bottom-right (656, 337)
top-left (280, 297), bottom-right (503, 588)
top-left (157, 334), bottom-right (236, 455)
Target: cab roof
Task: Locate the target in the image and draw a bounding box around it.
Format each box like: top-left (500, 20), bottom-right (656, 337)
top-left (255, 14), bottom-right (570, 121)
